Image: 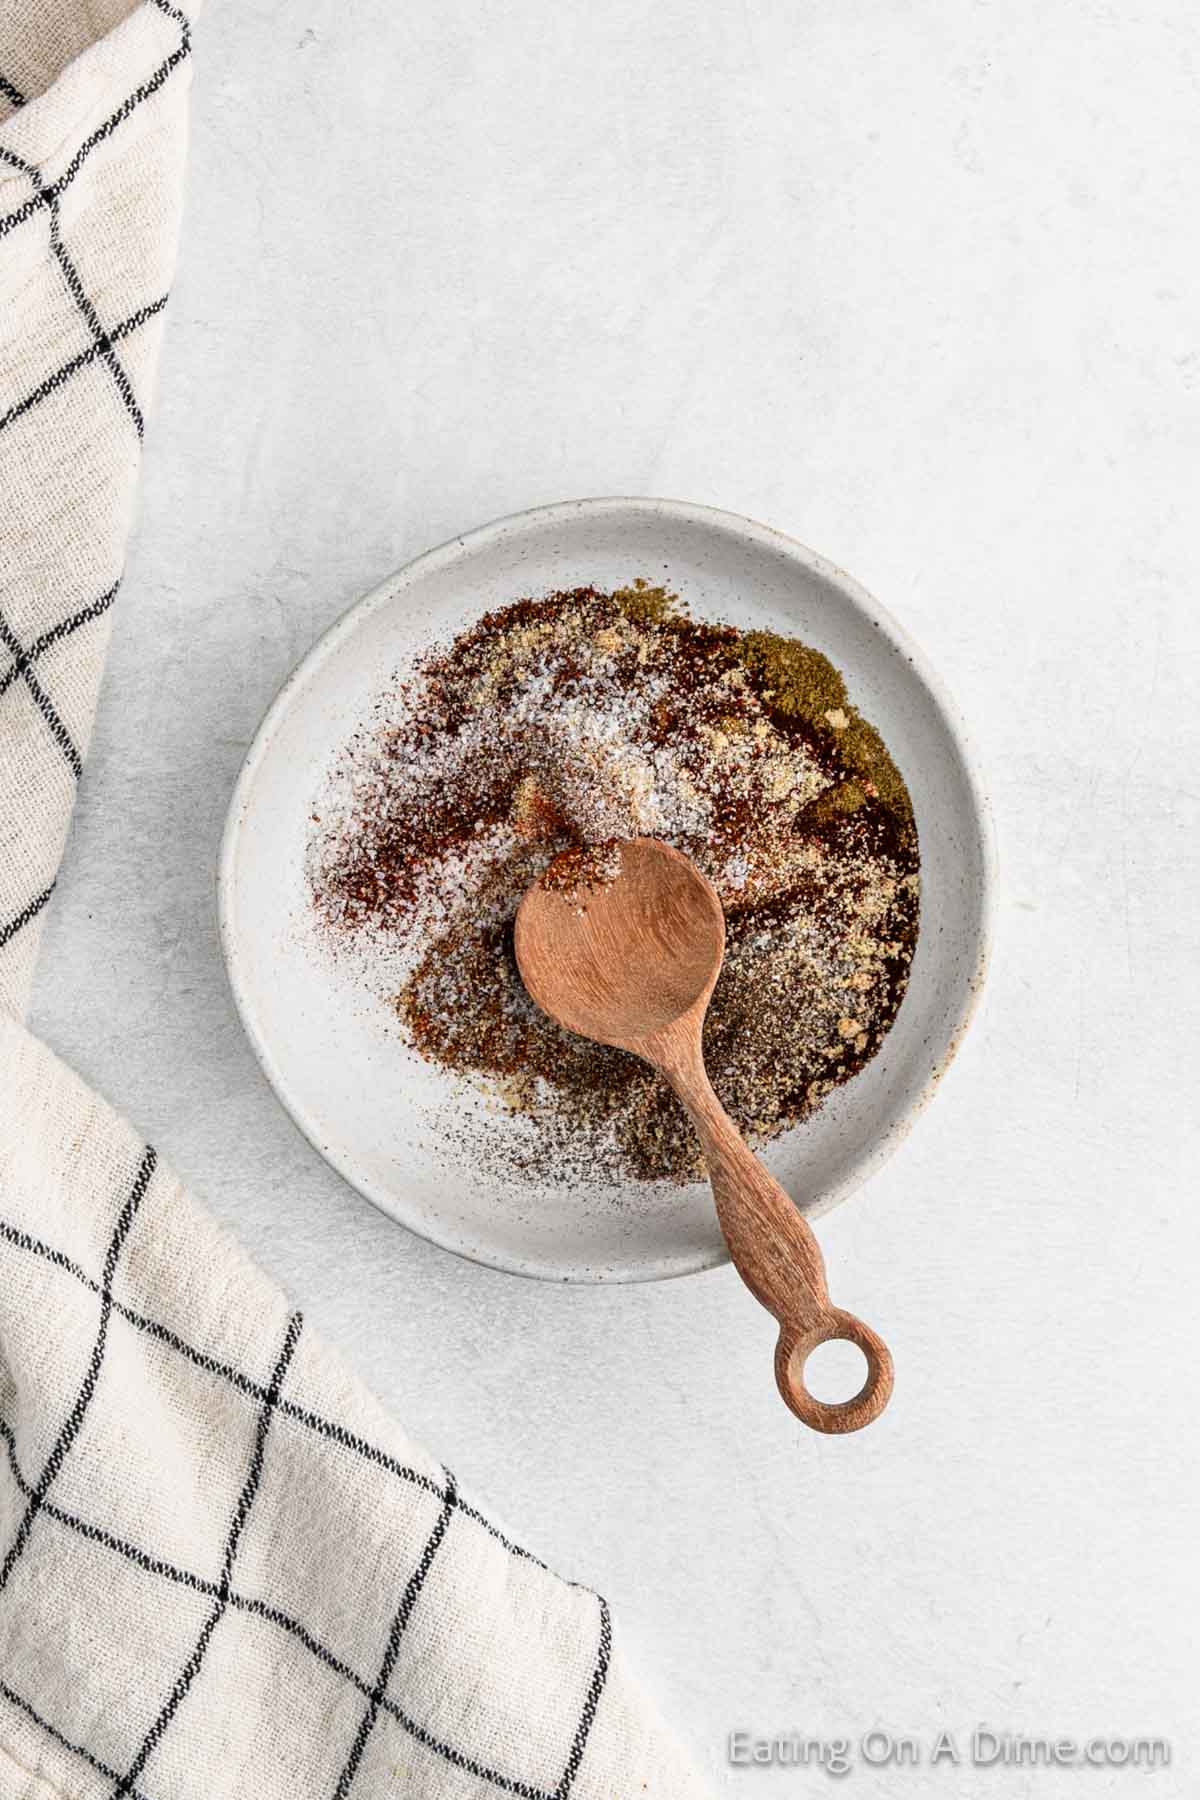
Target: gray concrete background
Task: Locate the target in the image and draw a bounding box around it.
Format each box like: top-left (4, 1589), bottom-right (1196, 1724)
top-left (32, 1), bottom-right (1199, 1791)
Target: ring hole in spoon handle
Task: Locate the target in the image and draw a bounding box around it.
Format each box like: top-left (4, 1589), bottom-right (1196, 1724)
top-left (774, 1309), bottom-right (894, 1434)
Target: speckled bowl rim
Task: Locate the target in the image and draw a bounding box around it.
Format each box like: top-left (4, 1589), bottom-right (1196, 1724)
top-left (219, 496), bottom-right (996, 1283)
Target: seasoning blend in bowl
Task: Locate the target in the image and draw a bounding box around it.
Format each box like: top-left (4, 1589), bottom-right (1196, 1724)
top-left (308, 582), bottom-right (920, 1188)
top-left (220, 496), bottom-right (992, 1281)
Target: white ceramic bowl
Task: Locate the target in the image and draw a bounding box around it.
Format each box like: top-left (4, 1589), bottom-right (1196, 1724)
top-left (219, 498), bottom-right (994, 1282)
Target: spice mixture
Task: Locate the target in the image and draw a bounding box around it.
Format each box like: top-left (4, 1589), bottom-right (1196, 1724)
top-left (308, 583), bottom-right (920, 1185)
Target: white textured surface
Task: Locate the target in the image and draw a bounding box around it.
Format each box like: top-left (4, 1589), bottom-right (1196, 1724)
top-left (31, 1), bottom-right (1199, 1792)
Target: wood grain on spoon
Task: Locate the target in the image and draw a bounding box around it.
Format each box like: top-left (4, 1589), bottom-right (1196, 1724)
top-left (514, 837), bottom-right (893, 1434)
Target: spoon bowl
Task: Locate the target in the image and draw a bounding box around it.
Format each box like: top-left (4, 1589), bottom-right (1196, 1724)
top-left (514, 840), bottom-right (725, 1049)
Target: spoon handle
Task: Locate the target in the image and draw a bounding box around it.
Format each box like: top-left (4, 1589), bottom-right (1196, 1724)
top-left (662, 1051), bottom-right (893, 1434)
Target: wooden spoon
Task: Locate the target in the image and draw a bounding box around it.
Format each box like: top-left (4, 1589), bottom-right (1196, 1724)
top-left (514, 836), bottom-right (893, 1434)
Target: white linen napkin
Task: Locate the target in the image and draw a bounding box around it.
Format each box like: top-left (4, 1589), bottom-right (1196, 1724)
top-left (0, 6), bottom-right (708, 1795)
